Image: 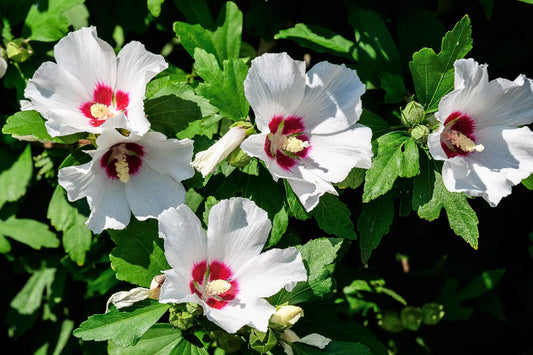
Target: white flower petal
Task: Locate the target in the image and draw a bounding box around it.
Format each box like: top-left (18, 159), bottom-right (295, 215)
top-left (58, 162), bottom-right (94, 201)
top-left (115, 41), bottom-right (168, 103)
top-left (244, 53), bottom-right (306, 131)
top-left (159, 269), bottom-right (200, 304)
top-left (297, 333), bottom-right (332, 349)
top-left (296, 61), bottom-right (365, 134)
top-left (288, 173), bottom-right (337, 212)
top-left (236, 247), bottom-right (307, 298)
top-left (25, 62), bottom-right (93, 136)
top-left (206, 198), bottom-right (272, 271)
top-left (141, 132), bottom-right (194, 181)
top-left (53, 26), bottom-right (117, 95)
top-left (453, 58), bottom-right (488, 91)
top-left (204, 297), bottom-right (276, 333)
top-left (305, 124), bottom-right (373, 183)
top-left (125, 166), bottom-right (187, 220)
top-left (84, 177), bottom-right (130, 234)
top-left (158, 205), bottom-right (207, 274)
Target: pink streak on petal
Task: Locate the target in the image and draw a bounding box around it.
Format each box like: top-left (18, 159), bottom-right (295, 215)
top-left (268, 115), bottom-right (283, 134)
top-left (115, 90), bottom-right (130, 111)
top-left (191, 261), bottom-right (207, 284)
top-left (275, 150), bottom-right (297, 171)
top-left (282, 116), bottom-right (305, 135)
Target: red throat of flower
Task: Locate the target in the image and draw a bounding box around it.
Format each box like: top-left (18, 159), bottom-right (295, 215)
top-left (189, 260), bottom-right (238, 309)
top-left (80, 83), bottom-right (130, 127)
top-left (264, 115), bottom-right (310, 171)
top-left (441, 111), bottom-right (484, 158)
top-left (100, 142), bottom-right (144, 182)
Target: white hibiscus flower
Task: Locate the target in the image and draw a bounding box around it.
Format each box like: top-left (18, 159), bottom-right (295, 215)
top-left (240, 52), bottom-right (373, 212)
top-left (58, 129), bottom-right (194, 234)
top-left (158, 197), bottom-right (307, 334)
top-left (25, 26), bottom-right (167, 137)
top-left (428, 58), bottom-right (533, 206)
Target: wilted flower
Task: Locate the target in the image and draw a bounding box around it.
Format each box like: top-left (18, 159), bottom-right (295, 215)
top-left (240, 52), bottom-right (373, 211)
top-left (158, 197), bottom-right (307, 333)
top-left (428, 58), bottom-right (533, 206)
top-left (192, 125), bottom-right (248, 177)
top-left (25, 26), bottom-right (167, 137)
top-left (58, 129), bottom-right (194, 233)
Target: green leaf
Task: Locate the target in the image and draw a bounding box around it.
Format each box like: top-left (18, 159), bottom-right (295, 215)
top-left (23, 0), bottom-right (86, 42)
top-left (413, 155), bottom-right (479, 248)
top-left (173, 0), bottom-right (214, 27)
top-left (284, 180), bottom-right (310, 221)
top-left (267, 205), bottom-right (289, 248)
top-left (193, 48), bottom-right (249, 121)
top-left (312, 194), bottom-right (357, 240)
top-left (380, 73), bottom-right (409, 104)
top-left (173, 1), bottom-right (242, 66)
top-left (335, 168), bottom-right (366, 190)
top-left (522, 174), bottom-right (533, 190)
top-left (2, 110), bottom-right (53, 141)
top-left (409, 15), bottom-right (472, 112)
top-left (108, 324), bottom-right (182, 355)
top-left (10, 267), bottom-right (56, 315)
top-left (357, 193), bottom-right (395, 263)
top-left (517, 0), bottom-right (533, 3)
top-left (363, 132), bottom-right (419, 202)
top-left (145, 80), bottom-right (216, 137)
top-left (47, 185), bottom-right (92, 266)
top-left (270, 238), bottom-right (343, 304)
top-left (347, 4), bottom-right (402, 85)
top-left (0, 216), bottom-right (59, 249)
top-left (358, 110), bottom-right (391, 139)
top-left (109, 219), bottom-right (170, 287)
top-left (0, 144), bottom-right (33, 209)
top-left (274, 23), bottom-right (356, 60)
top-left (73, 302), bottom-right (170, 347)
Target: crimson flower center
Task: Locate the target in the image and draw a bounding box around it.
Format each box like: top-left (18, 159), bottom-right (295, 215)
top-left (440, 111), bottom-right (484, 159)
top-left (100, 142), bottom-right (144, 182)
top-left (264, 115), bottom-right (310, 171)
top-left (189, 260), bottom-right (238, 310)
top-left (80, 83), bottom-right (130, 127)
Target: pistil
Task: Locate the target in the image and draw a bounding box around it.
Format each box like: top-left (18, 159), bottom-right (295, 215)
top-left (90, 103), bottom-right (113, 120)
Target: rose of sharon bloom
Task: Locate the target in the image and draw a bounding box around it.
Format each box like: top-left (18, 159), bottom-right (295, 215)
top-left (428, 58), bottom-right (533, 206)
top-left (240, 53), bottom-right (373, 211)
top-left (58, 129), bottom-right (194, 234)
top-left (25, 26), bottom-right (167, 137)
top-left (158, 197), bottom-right (307, 333)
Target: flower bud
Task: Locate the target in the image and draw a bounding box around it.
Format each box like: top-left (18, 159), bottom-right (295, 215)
top-left (249, 328), bottom-right (278, 353)
top-left (411, 125), bottom-right (430, 143)
top-left (400, 101), bottom-right (425, 127)
top-left (400, 306), bottom-right (423, 331)
top-left (421, 303), bottom-right (445, 325)
top-left (192, 125), bottom-right (249, 177)
top-left (6, 39), bottom-right (33, 63)
top-left (169, 307), bottom-right (197, 330)
top-left (0, 48), bottom-right (7, 79)
top-left (269, 305), bottom-right (303, 329)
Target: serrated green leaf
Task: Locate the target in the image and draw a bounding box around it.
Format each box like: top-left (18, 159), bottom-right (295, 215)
top-left (284, 180), bottom-right (310, 221)
top-left (108, 324), bottom-right (182, 355)
top-left (0, 216), bottom-right (59, 249)
top-left (173, 0), bottom-right (214, 27)
top-left (312, 194), bottom-right (356, 240)
top-left (267, 205), bottom-right (288, 248)
top-left (358, 193), bottom-right (395, 263)
top-left (148, 0), bottom-right (165, 17)
top-left (274, 23), bottom-right (356, 60)
top-left (73, 302), bottom-right (170, 347)
top-left (270, 238), bottom-right (343, 304)
top-left (109, 219), bottom-right (170, 287)
top-left (10, 267), bottom-right (56, 315)
top-left (413, 155), bottom-right (479, 248)
top-left (173, 1), bottom-right (242, 66)
top-left (0, 144), bottom-right (33, 209)
top-left (409, 15), bottom-right (472, 112)
top-left (47, 185), bottom-right (92, 265)
top-left (193, 48), bottom-right (249, 121)
top-left (23, 0), bottom-right (85, 42)
top-left (363, 132), bottom-right (419, 202)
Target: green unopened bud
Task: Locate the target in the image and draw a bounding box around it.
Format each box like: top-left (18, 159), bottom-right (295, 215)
top-left (6, 39), bottom-right (33, 63)
top-left (227, 147), bottom-right (252, 168)
top-left (269, 305), bottom-right (303, 330)
top-left (401, 101), bottom-right (425, 127)
top-left (378, 310), bottom-right (404, 333)
top-left (411, 125), bottom-right (430, 143)
top-left (210, 330), bottom-right (242, 353)
top-left (249, 328), bottom-right (278, 353)
top-left (421, 303), bottom-right (445, 325)
top-left (168, 306), bottom-right (197, 330)
top-left (400, 306), bottom-right (423, 331)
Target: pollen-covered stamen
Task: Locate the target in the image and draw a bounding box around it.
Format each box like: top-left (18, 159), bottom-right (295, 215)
top-left (443, 130), bottom-right (484, 153)
top-left (90, 103), bottom-right (113, 120)
top-left (113, 148), bottom-right (130, 183)
top-left (205, 279), bottom-right (232, 297)
top-left (100, 142), bottom-right (144, 181)
top-left (283, 136), bottom-right (310, 153)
